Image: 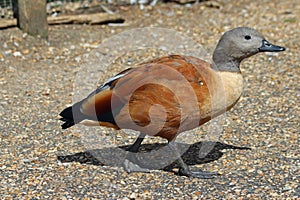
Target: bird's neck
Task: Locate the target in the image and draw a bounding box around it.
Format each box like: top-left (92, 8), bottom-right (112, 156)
top-left (211, 58), bottom-right (241, 73)
top-left (211, 48), bottom-right (242, 73)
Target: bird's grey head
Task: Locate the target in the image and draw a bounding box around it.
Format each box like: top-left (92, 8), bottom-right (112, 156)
top-left (212, 27), bottom-right (285, 72)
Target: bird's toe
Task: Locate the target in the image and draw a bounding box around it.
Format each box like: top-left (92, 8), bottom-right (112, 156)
top-left (178, 167), bottom-right (219, 179)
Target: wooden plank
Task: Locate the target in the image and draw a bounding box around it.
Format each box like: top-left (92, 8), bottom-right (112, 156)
top-left (0, 13), bottom-right (124, 29)
top-left (47, 13), bottom-right (124, 25)
top-left (0, 19), bottom-right (17, 29)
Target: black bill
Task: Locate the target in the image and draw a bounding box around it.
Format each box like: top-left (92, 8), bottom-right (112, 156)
top-left (259, 40), bottom-right (285, 52)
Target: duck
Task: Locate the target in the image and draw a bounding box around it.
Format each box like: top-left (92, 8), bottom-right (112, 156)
top-left (59, 27), bottom-right (285, 178)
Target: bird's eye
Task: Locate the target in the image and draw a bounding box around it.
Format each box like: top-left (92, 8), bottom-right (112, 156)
top-left (244, 35), bottom-right (251, 40)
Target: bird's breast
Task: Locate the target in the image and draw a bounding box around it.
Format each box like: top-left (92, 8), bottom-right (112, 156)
top-left (189, 67), bottom-right (244, 126)
top-left (213, 71), bottom-right (244, 112)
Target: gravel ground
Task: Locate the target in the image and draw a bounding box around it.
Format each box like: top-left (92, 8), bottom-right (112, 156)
top-left (0, 0), bottom-right (299, 199)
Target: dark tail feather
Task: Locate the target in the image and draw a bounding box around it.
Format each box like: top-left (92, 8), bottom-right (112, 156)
top-left (59, 106), bottom-right (76, 129)
top-left (60, 119), bottom-right (75, 129)
top-left (59, 101), bottom-right (85, 129)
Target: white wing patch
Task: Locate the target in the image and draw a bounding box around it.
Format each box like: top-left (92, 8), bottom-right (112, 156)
top-left (86, 69), bottom-right (130, 99)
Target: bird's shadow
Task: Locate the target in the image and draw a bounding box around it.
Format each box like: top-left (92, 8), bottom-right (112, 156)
top-left (57, 141), bottom-right (250, 173)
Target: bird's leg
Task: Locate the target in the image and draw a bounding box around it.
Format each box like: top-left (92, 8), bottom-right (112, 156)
top-left (123, 133), bottom-right (150, 173)
top-left (125, 133), bottom-right (146, 153)
top-left (168, 141), bottom-right (219, 179)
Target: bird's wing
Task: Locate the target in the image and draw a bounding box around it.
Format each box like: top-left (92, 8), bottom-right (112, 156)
top-left (110, 55), bottom-right (213, 140)
top-left (79, 55), bottom-right (214, 139)
top-left (80, 68), bottom-right (132, 119)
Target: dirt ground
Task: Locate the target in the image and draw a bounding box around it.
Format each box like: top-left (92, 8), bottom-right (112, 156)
top-left (0, 0), bottom-right (299, 199)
